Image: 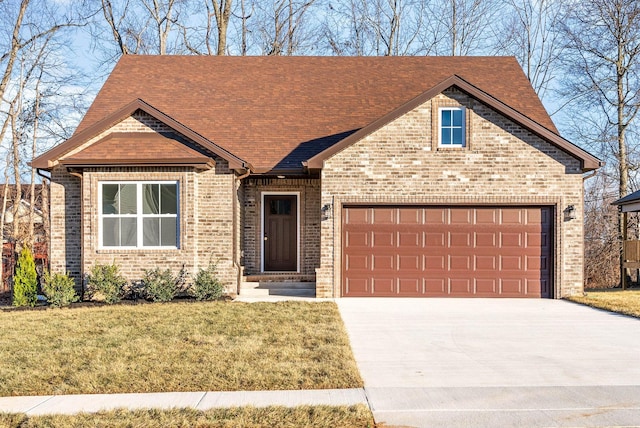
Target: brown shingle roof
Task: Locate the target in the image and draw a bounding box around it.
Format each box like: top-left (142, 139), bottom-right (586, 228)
top-left (66, 56), bottom-right (563, 172)
top-left (61, 132), bottom-right (214, 168)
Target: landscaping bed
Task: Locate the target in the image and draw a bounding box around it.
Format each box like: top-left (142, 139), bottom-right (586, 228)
top-left (567, 289), bottom-right (640, 318)
top-left (0, 301), bottom-right (363, 396)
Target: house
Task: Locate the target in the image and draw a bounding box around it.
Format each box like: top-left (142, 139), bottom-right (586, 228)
top-left (31, 56), bottom-right (600, 298)
top-left (0, 184), bottom-right (49, 291)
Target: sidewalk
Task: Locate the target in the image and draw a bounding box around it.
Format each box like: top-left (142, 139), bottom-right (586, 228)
top-left (0, 389), bottom-right (367, 416)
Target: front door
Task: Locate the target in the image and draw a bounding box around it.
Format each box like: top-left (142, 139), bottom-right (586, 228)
top-left (264, 195), bottom-right (298, 271)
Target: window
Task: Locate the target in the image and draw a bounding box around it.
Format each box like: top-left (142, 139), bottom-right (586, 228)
top-left (439, 107), bottom-right (465, 147)
top-left (100, 182), bottom-right (179, 248)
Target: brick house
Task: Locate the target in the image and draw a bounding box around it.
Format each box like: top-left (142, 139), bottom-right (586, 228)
top-left (31, 56), bottom-right (600, 298)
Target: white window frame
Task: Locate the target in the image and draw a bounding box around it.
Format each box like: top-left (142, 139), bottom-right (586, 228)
top-left (98, 181), bottom-right (180, 249)
top-left (438, 106), bottom-right (466, 147)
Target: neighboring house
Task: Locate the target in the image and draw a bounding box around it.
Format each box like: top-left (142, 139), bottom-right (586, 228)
top-left (31, 56), bottom-right (600, 298)
top-left (0, 184), bottom-right (48, 290)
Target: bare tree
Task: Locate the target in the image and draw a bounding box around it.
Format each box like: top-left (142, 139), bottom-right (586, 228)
top-left (182, 0), bottom-right (235, 55)
top-left (324, 0), bottom-right (426, 56)
top-left (93, 0), bottom-right (187, 59)
top-left (253, 0), bottom-right (319, 55)
top-left (429, 0), bottom-right (501, 56)
top-left (496, 0), bottom-right (566, 98)
top-left (561, 0), bottom-right (640, 241)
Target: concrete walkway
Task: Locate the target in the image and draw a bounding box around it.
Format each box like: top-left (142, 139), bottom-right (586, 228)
top-left (337, 298), bottom-right (640, 427)
top-left (0, 389), bottom-right (367, 416)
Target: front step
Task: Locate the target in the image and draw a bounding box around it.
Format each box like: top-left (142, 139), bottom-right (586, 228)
top-left (240, 281), bottom-right (316, 298)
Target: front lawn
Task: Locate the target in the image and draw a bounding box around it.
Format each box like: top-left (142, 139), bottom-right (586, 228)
top-left (0, 405), bottom-right (376, 428)
top-left (0, 301), bottom-right (363, 396)
top-left (567, 290), bottom-right (640, 318)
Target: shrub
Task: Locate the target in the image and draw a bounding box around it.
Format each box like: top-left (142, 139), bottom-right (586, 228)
top-left (85, 262), bottom-right (127, 304)
top-left (12, 247), bottom-right (38, 307)
top-left (41, 270), bottom-right (78, 308)
top-left (142, 267), bottom-right (187, 302)
top-left (190, 264), bottom-right (224, 301)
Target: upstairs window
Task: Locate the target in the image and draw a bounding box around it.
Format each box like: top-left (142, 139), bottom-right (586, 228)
top-left (439, 107), bottom-right (465, 147)
top-left (100, 181), bottom-right (179, 248)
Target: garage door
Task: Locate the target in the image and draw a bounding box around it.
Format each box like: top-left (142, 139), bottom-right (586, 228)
top-left (342, 206), bottom-right (552, 297)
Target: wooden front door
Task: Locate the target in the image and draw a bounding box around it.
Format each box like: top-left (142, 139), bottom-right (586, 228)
top-left (264, 195), bottom-right (298, 271)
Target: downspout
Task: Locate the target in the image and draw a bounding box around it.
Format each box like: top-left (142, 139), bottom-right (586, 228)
top-left (233, 168), bottom-right (251, 295)
top-left (583, 170), bottom-right (597, 181)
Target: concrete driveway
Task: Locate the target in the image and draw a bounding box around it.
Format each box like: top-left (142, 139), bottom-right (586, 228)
top-left (337, 298), bottom-right (640, 427)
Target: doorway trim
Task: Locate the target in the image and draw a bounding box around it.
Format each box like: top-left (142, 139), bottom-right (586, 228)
top-left (260, 191), bottom-right (300, 273)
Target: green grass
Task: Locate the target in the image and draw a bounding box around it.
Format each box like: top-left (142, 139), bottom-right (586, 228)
top-left (567, 290), bottom-right (640, 318)
top-left (0, 405), bottom-right (376, 428)
top-left (0, 301), bottom-right (363, 396)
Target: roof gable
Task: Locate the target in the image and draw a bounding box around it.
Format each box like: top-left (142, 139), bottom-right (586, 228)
top-left (31, 99), bottom-right (246, 170)
top-left (60, 132), bottom-right (215, 169)
top-left (51, 56), bottom-right (568, 172)
top-left (305, 75), bottom-right (601, 171)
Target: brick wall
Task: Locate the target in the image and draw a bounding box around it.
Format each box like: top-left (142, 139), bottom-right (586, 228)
top-left (49, 112), bottom-right (240, 295)
top-left (241, 178), bottom-right (320, 277)
top-left (318, 89), bottom-right (585, 298)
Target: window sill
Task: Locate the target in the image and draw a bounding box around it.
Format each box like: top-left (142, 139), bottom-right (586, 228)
top-left (436, 146), bottom-right (467, 151)
top-left (96, 247), bottom-right (181, 253)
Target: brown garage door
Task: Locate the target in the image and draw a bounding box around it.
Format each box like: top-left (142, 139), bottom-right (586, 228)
top-left (342, 206), bottom-right (552, 298)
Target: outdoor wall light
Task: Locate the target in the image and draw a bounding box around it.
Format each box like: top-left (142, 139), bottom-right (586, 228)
top-left (564, 204), bottom-right (577, 221)
top-left (321, 203), bottom-right (333, 220)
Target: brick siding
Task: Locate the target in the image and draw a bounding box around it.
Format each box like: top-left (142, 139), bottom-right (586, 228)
top-left (49, 112), bottom-right (240, 294)
top-left (318, 89), bottom-right (585, 298)
top-left (241, 178), bottom-right (320, 277)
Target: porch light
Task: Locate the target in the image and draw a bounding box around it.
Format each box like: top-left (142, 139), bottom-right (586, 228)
top-left (564, 204), bottom-right (577, 220)
top-left (321, 203), bottom-right (332, 220)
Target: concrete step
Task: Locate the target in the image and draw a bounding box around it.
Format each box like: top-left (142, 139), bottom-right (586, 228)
top-left (240, 281), bottom-right (316, 297)
top-left (240, 281), bottom-right (315, 290)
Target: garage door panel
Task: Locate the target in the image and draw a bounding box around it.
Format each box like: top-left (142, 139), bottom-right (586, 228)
top-left (425, 208), bottom-right (447, 224)
top-left (426, 232), bottom-right (446, 247)
top-left (501, 279), bottom-right (524, 295)
top-left (372, 255), bottom-right (394, 270)
top-left (345, 254), bottom-right (369, 270)
top-left (502, 209), bottom-right (523, 225)
top-left (373, 208), bottom-right (395, 224)
top-left (475, 232), bottom-right (496, 247)
top-left (373, 231), bottom-right (394, 248)
top-left (450, 255), bottom-right (471, 270)
top-left (399, 231), bottom-right (421, 247)
top-left (476, 209), bottom-right (498, 224)
top-left (398, 255), bottom-right (420, 270)
top-left (343, 206), bottom-right (553, 298)
top-left (450, 232), bottom-right (471, 247)
top-left (501, 232), bottom-right (523, 248)
top-left (372, 278), bottom-right (395, 295)
top-left (345, 278), bottom-right (370, 295)
top-left (475, 255), bottom-right (497, 270)
top-left (450, 279), bottom-right (472, 294)
top-left (398, 278), bottom-right (421, 294)
top-left (501, 255), bottom-right (522, 271)
top-left (475, 279), bottom-right (497, 294)
top-left (346, 231), bottom-right (369, 247)
top-left (345, 207), bottom-right (370, 225)
top-left (450, 209), bottom-right (472, 225)
top-left (424, 278), bottom-right (446, 294)
top-left (398, 208), bottom-right (422, 224)
top-left (425, 255), bottom-right (445, 269)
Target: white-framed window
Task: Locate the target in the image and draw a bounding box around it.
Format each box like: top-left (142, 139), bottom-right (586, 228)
top-left (99, 181), bottom-right (179, 249)
top-left (439, 107), bottom-right (465, 147)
